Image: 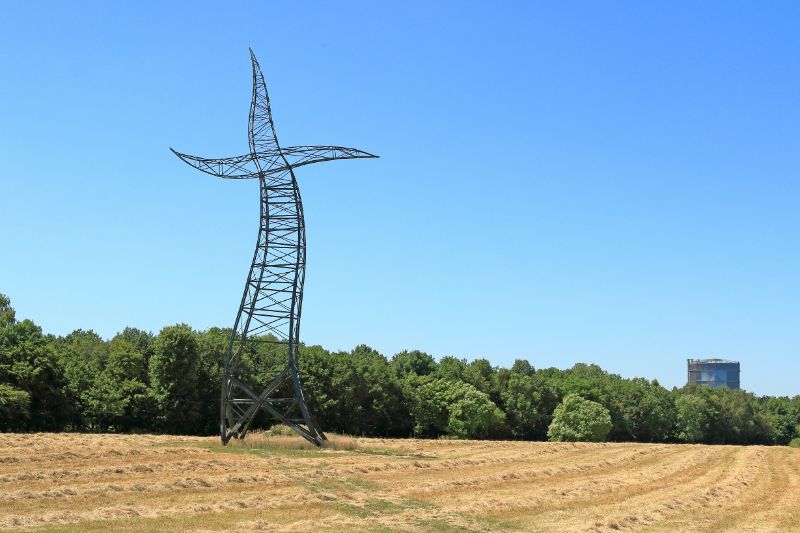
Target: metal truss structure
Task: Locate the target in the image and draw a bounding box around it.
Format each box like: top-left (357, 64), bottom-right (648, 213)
top-left (171, 49), bottom-right (377, 447)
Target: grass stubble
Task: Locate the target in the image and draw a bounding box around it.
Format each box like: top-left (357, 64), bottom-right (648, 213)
top-left (0, 429), bottom-right (797, 532)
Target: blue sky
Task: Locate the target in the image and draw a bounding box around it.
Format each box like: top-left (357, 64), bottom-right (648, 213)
top-left (1, 2), bottom-right (798, 396)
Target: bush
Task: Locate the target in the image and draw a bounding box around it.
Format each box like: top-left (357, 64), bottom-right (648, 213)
top-left (547, 394), bottom-right (612, 442)
top-left (410, 378), bottom-right (505, 439)
top-left (789, 438), bottom-right (800, 448)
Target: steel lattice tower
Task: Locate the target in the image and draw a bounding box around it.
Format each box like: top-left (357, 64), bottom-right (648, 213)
top-left (171, 49), bottom-right (377, 446)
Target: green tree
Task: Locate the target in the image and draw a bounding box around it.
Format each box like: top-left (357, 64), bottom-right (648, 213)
top-left (57, 329), bottom-right (122, 430)
top-left (435, 356), bottom-right (467, 382)
top-left (760, 397), bottom-right (796, 445)
top-left (501, 372), bottom-right (558, 439)
top-left (115, 327), bottom-right (155, 367)
top-left (0, 293), bottom-right (15, 327)
top-left (390, 350), bottom-right (437, 379)
top-left (543, 364), bottom-right (646, 440)
top-left (0, 296), bottom-right (70, 431)
top-left (407, 375), bottom-right (449, 437)
top-left (149, 324), bottom-right (201, 434)
top-left (674, 393), bottom-right (711, 443)
top-left (106, 335), bottom-right (155, 431)
top-left (674, 385), bottom-right (774, 445)
top-left (329, 345), bottom-right (411, 436)
top-left (614, 378), bottom-right (677, 442)
top-left (107, 337), bottom-right (147, 383)
top-left (0, 383), bottom-right (30, 431)
top-left (511, 359), bottom-right (535, 377)
top-left (195, 327), bottom-right (228, 435)
top-left (447, 385), bottom-right (506, 439)
top-left (298, 343), bottom-right (338, 429)
top-left (547, 394), bottom-right (612, 442)
top-left (463, 358), bottom-right (495, 395)
top-left (409, 378), bottom-right (505, 439)
top-left (82, 370), bottom-right (127, 430)
top-left (792, 396), bottom-right (800, 440)
top-left (715, 387), bottom-right (774, 444)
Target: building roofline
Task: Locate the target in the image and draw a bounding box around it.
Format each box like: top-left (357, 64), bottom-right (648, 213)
top-left (687, 358), bottom-right (739, 364)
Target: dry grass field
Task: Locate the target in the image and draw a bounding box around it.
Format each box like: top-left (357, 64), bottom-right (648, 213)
top-left (0, 432), bottom-right (798, 532)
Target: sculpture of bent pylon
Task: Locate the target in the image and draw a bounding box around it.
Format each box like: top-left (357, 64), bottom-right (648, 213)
top-left (171, 49), bottom-right (378, 446)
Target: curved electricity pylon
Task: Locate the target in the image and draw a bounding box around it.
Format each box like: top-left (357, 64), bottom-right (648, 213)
top-left (171, 49), bottom-right (377, 446)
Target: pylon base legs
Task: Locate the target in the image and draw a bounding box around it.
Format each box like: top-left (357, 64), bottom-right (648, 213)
top-left (220, 367), bottom-right (326, 447)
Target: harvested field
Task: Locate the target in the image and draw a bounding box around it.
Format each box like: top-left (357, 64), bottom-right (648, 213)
top-left (0, 433), bottom-right (797, 532)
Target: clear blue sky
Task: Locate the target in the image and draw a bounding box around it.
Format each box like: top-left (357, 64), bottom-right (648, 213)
top-left (1, 2), bottom-right (798, 396)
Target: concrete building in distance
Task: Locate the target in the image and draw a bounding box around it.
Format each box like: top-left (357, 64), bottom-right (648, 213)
top-left (687, 358), bottom-right (740, 389)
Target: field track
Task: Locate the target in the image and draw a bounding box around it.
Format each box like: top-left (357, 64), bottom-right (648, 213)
top-left (0, 433), bottom-right (798, 532)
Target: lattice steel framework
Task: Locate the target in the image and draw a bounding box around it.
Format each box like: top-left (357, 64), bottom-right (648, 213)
top-left (171, 49), bottom-right (377, 447)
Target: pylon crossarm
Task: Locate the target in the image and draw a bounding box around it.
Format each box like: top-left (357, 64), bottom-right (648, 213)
top-left (279, 145), bottom-right (379, 170)
top-left (169, 149), bottom-right (261, 179)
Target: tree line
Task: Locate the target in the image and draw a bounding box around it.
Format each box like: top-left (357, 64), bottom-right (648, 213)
top-left (1, 293), bottom-right (799, 445)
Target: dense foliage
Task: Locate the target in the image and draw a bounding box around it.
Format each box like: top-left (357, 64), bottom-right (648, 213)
top-left (1, 293), bottom-right (799, 445)
top-left (547, 394), bottom-right (612, 442)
